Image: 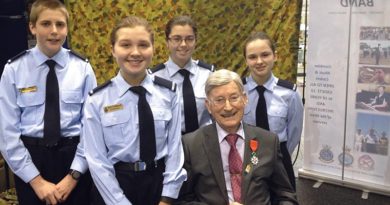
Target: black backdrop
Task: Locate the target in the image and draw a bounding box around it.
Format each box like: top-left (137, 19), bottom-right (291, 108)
top-left (0, 0), bottom-right (28, 77)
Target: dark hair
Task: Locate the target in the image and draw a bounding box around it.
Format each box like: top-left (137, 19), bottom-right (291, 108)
top-left (243, 31), bottom-right (275, 57)
top-left (110, 16), bottom-right (154, 46)
top-left (165, 15), bottom-right (197, 40)
top-left (30, 0), bottom-right (69, 26)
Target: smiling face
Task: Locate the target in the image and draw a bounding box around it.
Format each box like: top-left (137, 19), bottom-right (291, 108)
top-left (167, 25), bottom-right (196, 68)
top-left (206, 81), bottom-right (247, 133)
top-left (29, 8), bottom-right (68, 57)
top-left (112, 26), bottom-right (153, 85)
top-left (245, 39), bottom-right (277, 84)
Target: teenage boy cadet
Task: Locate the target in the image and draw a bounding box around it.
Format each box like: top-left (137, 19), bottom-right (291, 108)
top-left (0, 0), bottom-right (97, 205)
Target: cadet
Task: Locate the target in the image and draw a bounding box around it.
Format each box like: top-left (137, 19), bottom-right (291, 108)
top-left (83, 16), bottom-right (186, 205)
top-left (242, 31), bottom-right (304, 189)
top-left (151, 15), bottom-right (214, 135)
top-left (0, 0), bottom-right (96, 204)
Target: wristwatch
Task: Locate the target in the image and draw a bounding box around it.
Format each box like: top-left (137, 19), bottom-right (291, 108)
top-left (69, 169), bottom-right (81, 181)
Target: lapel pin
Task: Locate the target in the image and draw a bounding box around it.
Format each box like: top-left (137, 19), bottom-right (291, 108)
top-left (245, 164), bottom-right (252, 174)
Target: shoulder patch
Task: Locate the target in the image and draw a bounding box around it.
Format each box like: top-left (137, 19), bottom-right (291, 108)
top-left (89, 80), bottom-right (112, 96)
top-left (69, 50), bottom-right (88, 62)
top-left (153, 76), bottom-right (176, 92)
top-left (7, 50), bottom-right (28, 64)
top-left (196, 60), bottom-right (215, 72)
top-left (277, 79), bottom-right (297, 91)
top-left (150, 63), bottom-right (166, 73)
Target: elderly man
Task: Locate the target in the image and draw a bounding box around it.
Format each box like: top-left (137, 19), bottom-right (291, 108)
top-left (176, 69), bottom-right (298, 205)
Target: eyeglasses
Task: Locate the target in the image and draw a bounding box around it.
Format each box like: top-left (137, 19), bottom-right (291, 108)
top-left (209, 95), bottom-right (243, 107)
top-left (168, 35), bottom-right (196, 45)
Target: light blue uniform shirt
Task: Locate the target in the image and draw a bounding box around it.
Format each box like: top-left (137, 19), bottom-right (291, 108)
top-left (83, 73), bottom-right (186, 205)
top-left (151, 58), bottom-right (212, 133)
top-left (243, 74), bottom-right (303, 154)
top-left (0, 46), bottom-right (97, 183)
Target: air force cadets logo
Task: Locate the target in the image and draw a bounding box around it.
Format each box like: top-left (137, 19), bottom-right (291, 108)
top-left (358, 155), bottom-right (375, 171)
top-left (319, 145), bottom-right (334, 163)
top-left (338, 147), bottom-right (354, 167)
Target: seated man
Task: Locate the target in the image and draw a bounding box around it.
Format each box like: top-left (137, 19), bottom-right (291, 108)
top-left (366, 86), bottom-right (389, 112)
top-left (176, 69), bottom-right (298, 205)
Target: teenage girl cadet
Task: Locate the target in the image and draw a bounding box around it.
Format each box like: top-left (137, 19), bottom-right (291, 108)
top-left (83, 16), bottom-right (186, 205)
top-left (151, 15), bottom-right (214, 135)
top-left (242, 31), bottom-right (304, 189)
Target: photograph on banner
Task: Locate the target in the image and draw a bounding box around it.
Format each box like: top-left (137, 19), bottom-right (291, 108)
top-left (354, 112), bottom-right (389, 156)
top-left (360, 27), bottom-right (390, 41)
top-left (359, 40), bottom-right (390, 66)
top-left (358, 66), bottom-right (390, 85)
top-left (355, 84), bottom-right (390, 112)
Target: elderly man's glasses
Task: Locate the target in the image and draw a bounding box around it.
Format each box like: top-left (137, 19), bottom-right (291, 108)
top-left (209, 94), bottom-right (243, 107)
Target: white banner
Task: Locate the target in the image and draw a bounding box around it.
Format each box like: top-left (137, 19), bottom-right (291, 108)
top-left (302, 0), bottom-right (390, 192)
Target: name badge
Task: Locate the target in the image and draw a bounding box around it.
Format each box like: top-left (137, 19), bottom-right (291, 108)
top-left (104, 104), bottom-right (124, 113)
top-left (19, 86), bottom-right (38, 93)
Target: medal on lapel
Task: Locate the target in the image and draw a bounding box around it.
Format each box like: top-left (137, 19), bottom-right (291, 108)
top-left (250, 139), bottom-right (259, 165)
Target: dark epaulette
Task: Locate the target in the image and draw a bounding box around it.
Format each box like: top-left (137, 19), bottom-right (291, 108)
top-left (196, 60), bottom-right (215, 72)
top-left (88, 80), bottom-right (112, 96)
top-left (150, 63), bottom-right (166, 73)
top-left (277, 79), bottom-right (297, 91)
top-left (7, 50), bottom-right (28, 64)
top-left (153, 76), bottom-right (177, 92)
top-left (69, 50), bottom-right (88, 62)
top-left (242, 77), bottom-right (247, 85)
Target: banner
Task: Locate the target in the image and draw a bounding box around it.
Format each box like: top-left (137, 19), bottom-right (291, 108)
top-left (301, 0), bottom-right (390, 194)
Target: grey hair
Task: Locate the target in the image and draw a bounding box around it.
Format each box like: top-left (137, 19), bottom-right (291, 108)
top-left (205, 69), bottom-right (244, 96)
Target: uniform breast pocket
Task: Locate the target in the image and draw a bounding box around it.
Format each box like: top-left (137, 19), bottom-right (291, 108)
top-left (268, 103), bottom-right (288, 133)
top-left (16, 91), bottom-right (45, 125)
top-left (61, 90), bottom-right (84, 121)
top-left (244, 105), bottom-right (251, 116)
top-left (242, 106), bottom-right (256, 126)
top-left (194, 89), bottom-right (207, 109)
top-left (101, 110), bottom-right (131, 146)
top-left (152, 108), bottom-right (172, 147)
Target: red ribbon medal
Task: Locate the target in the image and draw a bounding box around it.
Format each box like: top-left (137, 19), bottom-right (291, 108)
top-left (250, 139), bottom-right (259, 165)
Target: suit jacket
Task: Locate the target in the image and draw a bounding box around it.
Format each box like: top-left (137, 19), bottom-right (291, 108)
top-left (176, 123), bottom-right (298, 205)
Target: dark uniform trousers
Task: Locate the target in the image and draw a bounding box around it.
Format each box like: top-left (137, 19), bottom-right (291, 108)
top-left (91, 160), bottom-right (165, 205)
top-left (280, 142), bottom-right (296, 190)
top-left (14, 136), bottom-right (92, 205)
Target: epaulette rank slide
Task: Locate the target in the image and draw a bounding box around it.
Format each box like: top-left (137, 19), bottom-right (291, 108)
top-left (89, 80), bottom-right (112, 96)
top-left (277, 79), bottom-right (297, 91)
top-left (153, 76), bottom-right (176, 92)
top-left (7, 50), bottom-right (29, 64)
